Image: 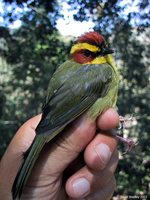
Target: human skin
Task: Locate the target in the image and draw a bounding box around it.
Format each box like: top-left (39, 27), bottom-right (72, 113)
top-left (0, 108), bottom-right (119, 200)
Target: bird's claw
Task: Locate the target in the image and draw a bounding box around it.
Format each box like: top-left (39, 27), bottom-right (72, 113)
top-left (118, 115), bottom-right (133, 130)
top-left (116, 135), bottom-right (138, 154)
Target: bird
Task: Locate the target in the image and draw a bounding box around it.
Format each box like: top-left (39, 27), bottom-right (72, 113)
top-left (12, 31), bottom-right (120, 199)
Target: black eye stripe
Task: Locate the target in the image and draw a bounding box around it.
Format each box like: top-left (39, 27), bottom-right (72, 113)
top-left (83, 50), bottom-right (92, 56)
top-left (83, 50), bottom-right (99, 57)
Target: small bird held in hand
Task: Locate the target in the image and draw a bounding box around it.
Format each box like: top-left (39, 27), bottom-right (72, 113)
top-left (12, 31), bottom-right (120, 199)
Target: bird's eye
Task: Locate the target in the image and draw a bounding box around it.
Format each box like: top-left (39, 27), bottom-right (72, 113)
top-left (83, 50), bottom-right (92, 57)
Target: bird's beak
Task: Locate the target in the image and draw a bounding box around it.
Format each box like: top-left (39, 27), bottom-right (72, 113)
top-left (102, 47), bottom-right (114, 55)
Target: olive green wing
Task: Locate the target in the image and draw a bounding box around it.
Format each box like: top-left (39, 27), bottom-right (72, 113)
top-left (36, 63), bottom-right (112, 136)
top-left (44, 60), bottom-right (82, 104)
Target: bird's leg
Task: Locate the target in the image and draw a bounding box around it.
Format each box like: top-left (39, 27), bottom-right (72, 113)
top-left (115, 135), bottom-right (138, 153)
top-left (116, 115), bottom-right (138, 153)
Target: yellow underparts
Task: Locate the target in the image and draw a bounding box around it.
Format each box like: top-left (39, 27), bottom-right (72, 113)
top-left (70, 43), bottom-right (100, 54)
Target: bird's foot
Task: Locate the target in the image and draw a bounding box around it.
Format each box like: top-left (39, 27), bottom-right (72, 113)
top-left (115, 134), bottom-right (138, 153)
top-left (118, 115), bottom-right (134, 130)
top-left (116, 114), bottom-right (138, 153)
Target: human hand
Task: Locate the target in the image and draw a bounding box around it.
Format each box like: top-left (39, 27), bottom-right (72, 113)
top-left (0, 108), bottom-right (119, 200)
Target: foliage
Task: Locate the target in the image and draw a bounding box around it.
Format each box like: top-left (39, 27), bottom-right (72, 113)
top-left (0, 1), bottom-right (70, 156)
top-left (0, 0), bottom-right (149, 197)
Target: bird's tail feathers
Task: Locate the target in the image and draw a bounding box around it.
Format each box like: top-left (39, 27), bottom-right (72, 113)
top-left (12, 135), bottom-right (45, 199)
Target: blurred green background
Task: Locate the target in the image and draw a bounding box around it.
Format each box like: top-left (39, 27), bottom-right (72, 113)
top-left (0, 0), bottom-right (149, 198)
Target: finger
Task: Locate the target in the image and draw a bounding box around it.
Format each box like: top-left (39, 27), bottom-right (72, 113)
top-left (97, 108), bottom-right (119, 130)
top-left (12, 114), bottom-right (42, 151)
top-left (85, 176), bottom-right (116, 200)
top-left (84, 132), bottom-right (118, 170)
top-left (65, 150), bottom-right (118, 199)
top-left (0, 115), bottom-right (42, 195)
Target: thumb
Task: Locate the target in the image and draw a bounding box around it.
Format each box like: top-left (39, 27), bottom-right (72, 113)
top-left (0, 114), bottom-right (41, 197)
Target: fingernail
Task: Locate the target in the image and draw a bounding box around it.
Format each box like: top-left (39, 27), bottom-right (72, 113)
top-left (95, 143), bottom-right (112, 169)
top-left (72, 178), bottom-right (90, 197)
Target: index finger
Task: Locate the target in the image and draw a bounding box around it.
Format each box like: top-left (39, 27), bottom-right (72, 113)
top-left (97, 108), bottom-right (119, 130)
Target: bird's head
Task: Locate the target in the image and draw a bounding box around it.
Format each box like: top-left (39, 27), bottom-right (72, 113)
top-left (70, 31), bottom-right (114, 64)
